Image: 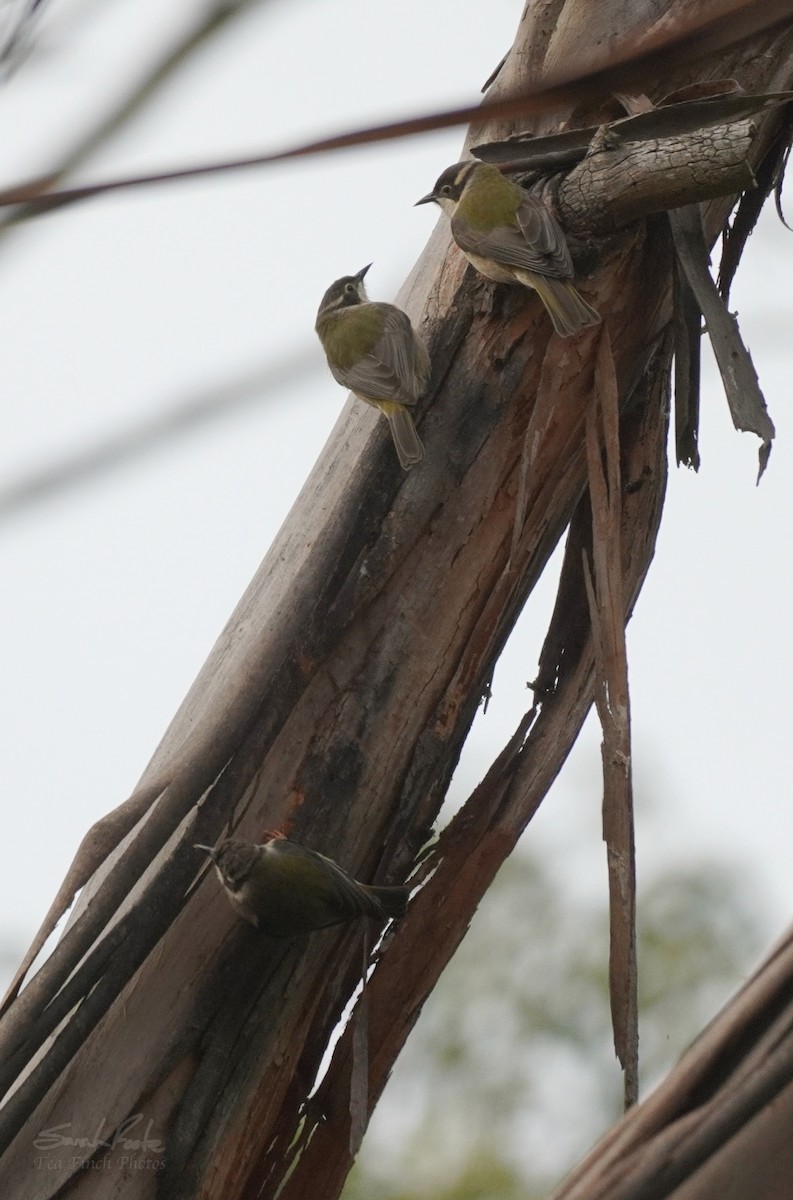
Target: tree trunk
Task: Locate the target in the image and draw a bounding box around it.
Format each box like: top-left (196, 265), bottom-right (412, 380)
top-left (2, 3), bottom-right (792, 1199)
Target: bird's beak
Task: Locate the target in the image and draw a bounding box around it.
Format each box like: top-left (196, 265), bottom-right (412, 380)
top-left (194, 843), bottom-right (217, 861)
top-left (414, 192), bottom-right (436, 206)
top-left (355, 263), bottom-right (372, 282)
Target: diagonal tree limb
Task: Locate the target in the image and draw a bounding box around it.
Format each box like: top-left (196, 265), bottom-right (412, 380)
top-left (0, 363), bottom-right (445, 1033)
top-left (268, 338), bottom-right (672, 1200)
top-left (4, 3), bottom-right (792, 1193)
top-left (548, 925), bottom-right (793, 1200)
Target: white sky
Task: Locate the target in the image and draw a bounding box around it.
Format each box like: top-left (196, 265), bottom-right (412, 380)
top-left (1, 0), bottom-right (791, 986)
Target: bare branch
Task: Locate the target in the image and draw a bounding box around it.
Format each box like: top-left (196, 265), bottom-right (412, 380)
top-left (0, 0), bottom-right (791, 218)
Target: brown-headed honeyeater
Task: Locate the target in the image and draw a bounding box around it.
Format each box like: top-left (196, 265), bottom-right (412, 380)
top-left (416, 160), bottom-right (599, 338)
top-left (315, 264), bottom-right (430, 469)
top-left (196, 834), bottom-right (409, 938)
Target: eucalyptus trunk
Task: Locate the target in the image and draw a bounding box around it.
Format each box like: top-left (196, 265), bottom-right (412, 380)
top-left (2, 3), bottom-right (792, 1199)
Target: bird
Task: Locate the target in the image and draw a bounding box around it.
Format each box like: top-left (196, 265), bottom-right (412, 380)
top-left (315, 263), bottom-right (430, 469)
top-left (416, 160), bottom-right (600, 337)
top-left (195, 833), bottom-right (409, 938)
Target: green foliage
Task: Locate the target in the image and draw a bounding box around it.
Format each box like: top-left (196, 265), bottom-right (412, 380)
top-left (343, 846), bottom-right (766, 1200)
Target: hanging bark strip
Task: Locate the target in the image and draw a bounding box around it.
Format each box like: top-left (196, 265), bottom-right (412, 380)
top-left (669, 205), bottom-right (775, 478)
top-left (582, 330), bottom-right (639, 1110)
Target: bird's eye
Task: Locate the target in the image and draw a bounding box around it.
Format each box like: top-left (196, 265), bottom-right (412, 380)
top-left (441, 184), bottom-right (452, 196)
top-left (344, 282), bottom-right (355, 293)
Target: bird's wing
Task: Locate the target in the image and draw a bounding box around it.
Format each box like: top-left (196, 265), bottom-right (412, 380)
top-left (276, 840), bottom-right (383, 921)
top-left (335, 304), bottom-right (425, 406)
top-left (453, 192), bottom-right (573, 280)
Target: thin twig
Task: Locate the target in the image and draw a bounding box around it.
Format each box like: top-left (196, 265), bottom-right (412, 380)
top-left (0, 0), bottom-right (790, 218)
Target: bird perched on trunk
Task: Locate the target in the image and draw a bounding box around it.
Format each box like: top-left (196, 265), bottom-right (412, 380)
top-left (416, 160), bottom-right (600, 338)
top-left (196, 834), bottom-right (409, 938)
top-left (315, 263), bottom-right (430, 470)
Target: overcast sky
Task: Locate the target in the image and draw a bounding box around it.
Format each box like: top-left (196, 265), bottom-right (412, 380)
top-left (1, 0), bottom-right (791, 994)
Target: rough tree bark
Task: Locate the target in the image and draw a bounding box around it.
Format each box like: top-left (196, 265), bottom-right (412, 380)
top-left (2, 3), bottom-right (792, 1199)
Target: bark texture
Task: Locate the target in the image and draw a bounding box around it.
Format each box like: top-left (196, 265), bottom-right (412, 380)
top-left (2, 2), bottom-right (792, 1199)
top-left (559, 119), bottom-right (756, 233)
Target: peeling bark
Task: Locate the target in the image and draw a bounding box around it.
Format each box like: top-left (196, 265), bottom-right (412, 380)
top-left (2, 3), bottom-right (793, 1199)
top-left (560, 119), bottom-right (756, 234)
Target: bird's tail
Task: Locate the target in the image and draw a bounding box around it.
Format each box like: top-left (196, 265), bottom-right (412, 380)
top-left (367, 884), bottom-right (410, 920)
top-left (525, 274), bottom-right (601, 338)
top-left (378, 400), bottom-right (424, 469)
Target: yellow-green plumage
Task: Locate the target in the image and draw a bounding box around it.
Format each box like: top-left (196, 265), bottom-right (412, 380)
top-left (315, 267), bottom-right (429, 469)
top-left (455, 162), bottom-right (522, 229)
top-left (417, 160), bottom-right (600, 337)
top-left (197, 837), bottom-right (409, 938)
top-left (315, 305), bottom-right (385, 372)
